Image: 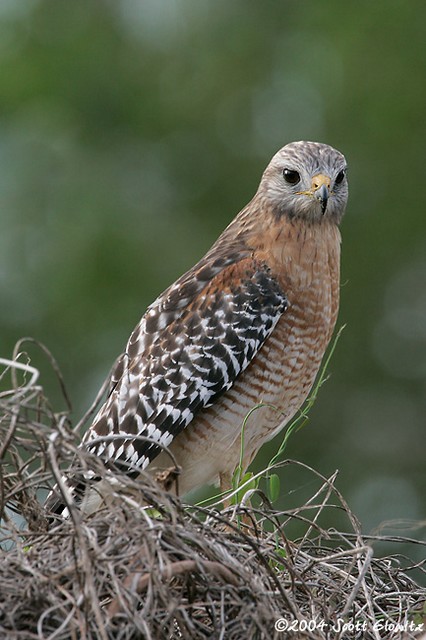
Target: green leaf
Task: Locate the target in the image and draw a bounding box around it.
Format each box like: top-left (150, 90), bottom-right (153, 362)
top-left (268, 474), bottom-right (280, 503)
top-left (231, 471), bottom-right (257, 504)
top-left (240, 471), bottom-right (257, 493)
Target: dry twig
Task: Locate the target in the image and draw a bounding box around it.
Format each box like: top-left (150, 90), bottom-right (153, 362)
top-left (0, 346), bottom-right (425, 639)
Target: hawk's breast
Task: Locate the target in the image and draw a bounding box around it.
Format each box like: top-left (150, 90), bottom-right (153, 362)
top-left (151, 220), bottom-right (341, 495)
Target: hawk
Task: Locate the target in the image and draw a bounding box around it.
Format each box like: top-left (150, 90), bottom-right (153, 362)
top-left (47, 141), bottom-right (348, 516)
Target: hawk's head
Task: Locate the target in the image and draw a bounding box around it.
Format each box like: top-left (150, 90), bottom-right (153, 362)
top-left (259, 141), bottom-right (348, 224)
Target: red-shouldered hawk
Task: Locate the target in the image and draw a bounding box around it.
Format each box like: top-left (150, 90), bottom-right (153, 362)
top-left (47, 141), bottom-right (348, 516)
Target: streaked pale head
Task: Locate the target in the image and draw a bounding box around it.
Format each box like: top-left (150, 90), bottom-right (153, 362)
top-left (259, 141), bottom-right (348, 224)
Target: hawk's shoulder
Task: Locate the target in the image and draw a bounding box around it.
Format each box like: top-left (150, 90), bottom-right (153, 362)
top-left (84, 238), bottom-right (288, 473)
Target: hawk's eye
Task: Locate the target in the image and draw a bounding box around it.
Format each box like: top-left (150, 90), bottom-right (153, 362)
top-left (335, 169), bottom-right (346, 185)
top-left (283, 168), bottom-right (300, 185)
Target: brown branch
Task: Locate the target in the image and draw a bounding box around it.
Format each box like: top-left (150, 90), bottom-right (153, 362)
top-left (107, 559), bottom-right (239, 618)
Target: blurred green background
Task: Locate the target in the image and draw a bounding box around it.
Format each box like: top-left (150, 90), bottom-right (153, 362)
top-left (0, 1), bottom-right (425, 562)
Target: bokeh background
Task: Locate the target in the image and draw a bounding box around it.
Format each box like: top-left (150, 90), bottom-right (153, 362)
top-left (1, 1), bottom-right (425, 568)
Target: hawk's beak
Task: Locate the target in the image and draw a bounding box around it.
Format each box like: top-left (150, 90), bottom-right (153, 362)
top-left (312, 174), bottom-right (331, 214)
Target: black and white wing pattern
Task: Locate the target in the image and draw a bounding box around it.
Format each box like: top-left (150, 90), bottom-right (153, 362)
top-left (82, 252), bottom-right (288, 475)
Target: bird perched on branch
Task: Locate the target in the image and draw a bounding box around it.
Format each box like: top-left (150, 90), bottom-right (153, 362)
top-left (47, 141), bottom-right (348, 516)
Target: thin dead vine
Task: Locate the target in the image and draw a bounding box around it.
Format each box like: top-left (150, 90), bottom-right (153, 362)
top-left (0, 343), bottom-right (424, 639)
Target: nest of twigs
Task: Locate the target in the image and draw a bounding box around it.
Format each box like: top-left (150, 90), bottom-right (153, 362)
top-left (0, 344), bottom-right (425, 639)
